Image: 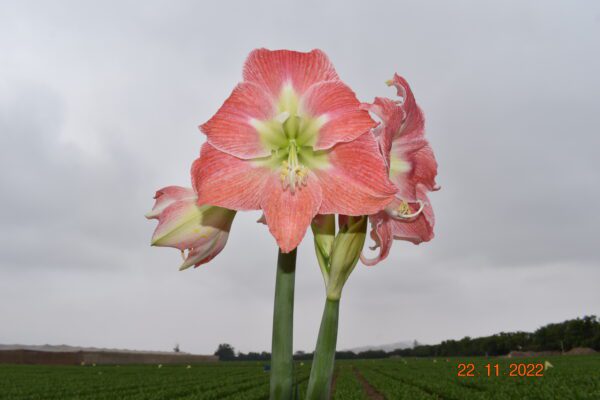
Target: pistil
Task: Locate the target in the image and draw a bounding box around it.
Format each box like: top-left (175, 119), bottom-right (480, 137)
top-left (388, 199), bottom-right (424, 219)
top-left (280, 141), bottom-right (308, 193)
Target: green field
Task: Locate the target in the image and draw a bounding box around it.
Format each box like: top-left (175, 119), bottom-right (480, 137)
top-left (1, 356), bottom-right (599, 399)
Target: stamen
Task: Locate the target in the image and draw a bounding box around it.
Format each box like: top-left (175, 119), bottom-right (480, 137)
top-left (389, 200), bottom-right (425, 219)
top-left (280, 141), bottom-right (308, 193)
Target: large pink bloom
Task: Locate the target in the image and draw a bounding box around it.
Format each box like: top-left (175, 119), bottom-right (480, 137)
top-left (193, 49), bottom-right (396, 252)
top-left (360, 74), bottom-right (439, 265)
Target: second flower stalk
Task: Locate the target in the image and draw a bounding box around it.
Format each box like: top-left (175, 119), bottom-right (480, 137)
top-left (305, 215), bottom-right (367, 399)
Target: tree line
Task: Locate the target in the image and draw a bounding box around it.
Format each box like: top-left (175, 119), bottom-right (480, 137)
top-left (214, 315), bottom-right (600, 360)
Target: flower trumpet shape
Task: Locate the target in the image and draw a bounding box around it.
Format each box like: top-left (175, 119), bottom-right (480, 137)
top-left (192, 49), bottom-right (397, 253)
top-left (360, 75), bottom-right (439, 265)
top-left (146, 186), bottom-right (235, 270)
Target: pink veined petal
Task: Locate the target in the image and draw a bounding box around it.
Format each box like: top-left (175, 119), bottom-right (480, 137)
top-left (260, 173), bottom-right (322, 253)
top-left (314, 132), bottom-right (397, 216)
top-left (181, 231), bottom-right (230, 269)
top-left (360, 212), bottom-right (393, 266)
top-left (145, 186), bottom-right (196, 219)
top-left (360, 98), bottom-right (402, 166)
top-left (200, 82), bottom-right (275, 159)
top-left (392, 139), bottom-right (439, 201)
top-left (389, 74), bottom-right (425, 142)
top-left (192, 143), bottom-right (269, 211)
top-left (151, 199), bottom-right (202, 250)
top-left (243, 48), bottom-right (339, 97)
top-left (389, 191), bottom-right (435, 244)
top-left (302, 80), bottom-right (376, 150)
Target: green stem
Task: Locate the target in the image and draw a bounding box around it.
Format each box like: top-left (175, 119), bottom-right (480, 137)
top-left (270, 248), bottom-right (297, 400)
top-left (305, 299), bottom-right (340, 400)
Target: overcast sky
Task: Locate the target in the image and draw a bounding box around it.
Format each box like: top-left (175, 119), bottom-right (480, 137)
top-left (1, 0), bottom-right (599, 355)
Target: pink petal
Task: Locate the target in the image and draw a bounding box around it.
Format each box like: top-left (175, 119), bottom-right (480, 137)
top-left (302, 80), bottom-right (376, 150)
top-left (360, 97), bottom-right (402, 166)
top-left (388, 74), bottom-right (425, 141)
top-left (389, 190), bottom-right (435, 244)
top-left (314, 132), bottom-right (397, 216)
top-left (386, 76), bottom-right (437, 197)
top-left (192, 143), bottom-right (269, 210)
top-left (181, 231), bottom-right (230, 269)
top-left (151, 199), bottom-right (202, 250)
top-left (260, 173), bottom-right (322, 253)
top-left (360, 212), bottom-right (393, 266)
top-left (145, 186), bottom-right (195, 219)
top-left (200, 82), bottom-right (275, 159)
top-left (392, 139), bottom-right (438, 201)
top-left (243, 48), bottom-right (339, 97)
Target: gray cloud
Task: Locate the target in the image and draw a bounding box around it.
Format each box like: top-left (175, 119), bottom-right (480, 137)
top-left (1, 0), bottom-right (599, 354)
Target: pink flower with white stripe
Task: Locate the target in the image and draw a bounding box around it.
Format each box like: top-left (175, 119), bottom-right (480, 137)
top-left (360, 74), bottom-right (439, 265)
top-left (193, 49), bottom-right (396, 252)
top-left (146, 186), bottom-right (235, 269)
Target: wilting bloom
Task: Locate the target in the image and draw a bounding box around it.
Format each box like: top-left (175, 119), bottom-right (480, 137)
top-left (146, 186), bottom-right (235, 269)
top-left (360, 74), bottom-right (439, 265)
top-left (192, 49), bottom-right (396, 252)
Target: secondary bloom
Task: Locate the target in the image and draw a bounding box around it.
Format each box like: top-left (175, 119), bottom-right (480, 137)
top-left (146, 186), bottom-right (235, 269)
top-left (192, 49), bottom-right (396, 252)
top-left (360, 74), bottom-right (439, 265)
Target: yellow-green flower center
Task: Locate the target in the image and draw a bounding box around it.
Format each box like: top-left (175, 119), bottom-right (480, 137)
top-left (250, 84), bottom-right (329, 192)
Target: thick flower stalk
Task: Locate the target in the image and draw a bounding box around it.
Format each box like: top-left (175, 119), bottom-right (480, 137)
top-left (360, 74), bottom-right (439, 265)
top-left (146, 186), bottom-right (235, 269)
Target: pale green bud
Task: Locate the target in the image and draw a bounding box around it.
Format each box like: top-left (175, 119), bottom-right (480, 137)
top-left (325, 216), bottom-right (367, 301)
top-left (311, 214), bottom-right (336, 286)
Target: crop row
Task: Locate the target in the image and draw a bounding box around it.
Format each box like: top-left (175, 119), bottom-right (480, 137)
top-left (0, 364), bottom-right (270, 400)
top-left (353, 356), bottom-right (600, 400)
top-left (1, 356), bottom-right (599, 399)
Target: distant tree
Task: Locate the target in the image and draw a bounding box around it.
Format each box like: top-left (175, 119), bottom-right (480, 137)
top-left (335, 351), bottom-right (357, 360)
top-left (210, 316), bottom-right (600, 362)
top-left (357, 350), bottom-right (387, 359)
top-left (236, 351), bottom-right (270, 361)
top-left (214, 343), bottom-right (236, 361)
top-left (173, 343), bottom-right (180, 353)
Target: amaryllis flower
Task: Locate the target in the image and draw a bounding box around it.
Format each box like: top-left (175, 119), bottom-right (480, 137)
top-left (192, 49), bottom-right (396, 252)
top-left (146, 186), bottom-right (236, 269)
top-left (360, 74), bottom-right (439, 265)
